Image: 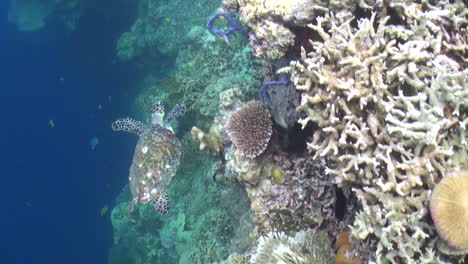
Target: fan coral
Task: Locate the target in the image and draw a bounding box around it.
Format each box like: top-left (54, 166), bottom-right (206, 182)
top-left (225, 101), bottom-right (272, 158)
top-left (430, 170), bottom-right (468, 250)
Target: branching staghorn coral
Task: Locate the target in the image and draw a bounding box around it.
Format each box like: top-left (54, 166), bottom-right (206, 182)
top-left (280, 3), bottom-right (468, 262)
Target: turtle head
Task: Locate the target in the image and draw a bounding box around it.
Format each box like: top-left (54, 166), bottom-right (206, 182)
top-left (150, 101), bottom-right (165, 126)
top-left (149, 101), bottom-right (186, 132)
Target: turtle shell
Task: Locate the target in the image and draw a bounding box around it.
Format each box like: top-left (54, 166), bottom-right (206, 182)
top-left (128, 124), bottom-right (181, 205)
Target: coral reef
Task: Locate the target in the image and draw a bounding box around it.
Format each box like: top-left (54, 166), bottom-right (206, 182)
top-left (109, 132), bottom-right (254, 264)
top-left (206, 12), bottom-right (248, 45)
top-left (154, 27), bottom-right (262, 121)
top-left (215, 86), bottom-right (345, 235)
top-left (8, 0), bottom-right (56, 31)
top-left (110, 0), bottom-right (468, 263)
top-left (279, 1), bottom-right (468, 262)
top-left (191, 125), bottom-right (224, 155)
top-left (335, 232), bottom-right (362, 264)
top-left (214, 253), bottom-right (250, 264)
top-left (222, 0), bottom-right (376, 60)
top-left (115, 0), bottom-right (219, 60)
top-left (109, 188), bottom-right (165, 264)
top-left (224, 146), bottom-right (343, 234)
top-left (251, 229), bottom-right (333, 264)
top-left (258, 74), bottom-right (288, 107)
top-left (191, 87), bottom-right (244, 157)
top-left (8, 0), bottom-right (82, 33)
top-left (430, 170), bottom-right (468, 250)
top-left (225, 101), bottom-right (273, 158)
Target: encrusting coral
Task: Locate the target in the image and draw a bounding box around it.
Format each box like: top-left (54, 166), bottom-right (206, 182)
top-left (225, 101), bottom-right (273, 158)
top-left (430, 170), bottom-right (468, 250)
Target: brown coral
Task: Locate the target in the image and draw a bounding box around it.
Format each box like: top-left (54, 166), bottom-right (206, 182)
top-left (430, 170), bottom-right (468, 250)
top-left (335, 232), bottom-right (362, 264)
top-left (225, 101), bottom-right (272, 158)
top-left (191, 125), bottom-right (224, 155)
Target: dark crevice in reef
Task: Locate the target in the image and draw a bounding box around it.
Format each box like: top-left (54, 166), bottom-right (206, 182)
top-left (288, 25), bottom-right (318, 57)
top-left (276, 121), bottom-right (318, 153)
top-left (335, 186), bottom-right (347, 221)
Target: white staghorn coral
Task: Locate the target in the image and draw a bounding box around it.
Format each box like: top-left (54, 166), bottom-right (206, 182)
top-left (281, 1), bottom-right (468, 262)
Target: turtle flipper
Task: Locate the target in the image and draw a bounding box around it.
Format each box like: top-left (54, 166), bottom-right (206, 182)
top-left (128, 197), bottom-right (138, 215)
top-left (153, 189), bottom-right (169, 216)
top-left (112, 118), bottom-right (146, 136)
top-left (164, 104), bottom-right (186, 124)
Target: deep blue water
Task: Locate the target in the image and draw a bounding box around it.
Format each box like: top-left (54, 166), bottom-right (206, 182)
top-left (0, 2), bottom-right (139, 263)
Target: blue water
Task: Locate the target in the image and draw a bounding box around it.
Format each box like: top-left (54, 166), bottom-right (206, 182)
top-left (0, 2), bottom-right (138, 263)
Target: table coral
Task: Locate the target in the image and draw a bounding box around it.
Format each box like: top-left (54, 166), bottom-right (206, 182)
top-left (225, 101), bottom-right (273, 158)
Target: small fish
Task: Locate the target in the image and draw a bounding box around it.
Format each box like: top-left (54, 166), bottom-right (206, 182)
top-left (49, 119), bottom-right (55, 128)
top-left (165, 17), bottom-right (171, 23)
top-left (100, 205), bottom-right (109, 216)
top-left (97, 104), bottom-right (103, 110)
top-left (89, 136), bottom-right (99, 150)
top-left (129, 219), bottom-right (138, 224)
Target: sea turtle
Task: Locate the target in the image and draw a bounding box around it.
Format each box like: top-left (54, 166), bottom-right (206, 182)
top-left (112, 101), bottom-right (186, 216)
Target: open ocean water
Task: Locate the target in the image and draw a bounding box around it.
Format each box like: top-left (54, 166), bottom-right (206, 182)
top-left (0, 1), bottom-right (140, 262)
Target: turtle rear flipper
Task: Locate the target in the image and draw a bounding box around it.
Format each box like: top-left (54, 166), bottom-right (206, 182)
top-left (128, 197), bottom-right (138, 216)
top-left (153, 190), bottom-right (169, 216)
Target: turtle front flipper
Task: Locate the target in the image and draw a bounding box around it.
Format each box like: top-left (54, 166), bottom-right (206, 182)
top-left (153, 189), bottom-right (169, 216)
top-left (112, 118), bottom-right (146, 136)
top-left (164, 104), bottom-right (186, 124)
